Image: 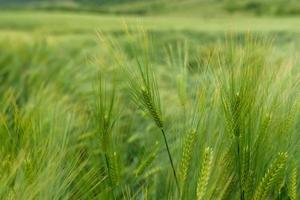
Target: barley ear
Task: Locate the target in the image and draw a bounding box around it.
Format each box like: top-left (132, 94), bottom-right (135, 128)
top-left (122, 31), bottom-right (180, 192)
top-left (253, 152), bottom-right (288, 200)
top-left (135, 142), bottom-right (159, 177)
top-left (107, 151), bottom-right (120, 186)
top-left (179, 129), bottom-right (197, 185)
top-left (241, 145), bottom-right (253, 197)
top-left (288, 167), bottom-right (297, 200)
top-left (141, 87), bottom-right (163, 128)
top-left (196, 147), bottom-right (213, 200)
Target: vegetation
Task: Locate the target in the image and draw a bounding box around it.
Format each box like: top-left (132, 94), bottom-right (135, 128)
top-left (0, 1), bottom-right (299, 199)
top-left (1, 0), bottom-right (299, 16)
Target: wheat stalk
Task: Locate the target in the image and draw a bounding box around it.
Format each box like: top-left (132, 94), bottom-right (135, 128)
top-left (93, 75), bottom-right (119, 199)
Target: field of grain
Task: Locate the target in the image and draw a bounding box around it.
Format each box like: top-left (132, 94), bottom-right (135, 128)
top-left (0, 1), bottom-right (300, 199)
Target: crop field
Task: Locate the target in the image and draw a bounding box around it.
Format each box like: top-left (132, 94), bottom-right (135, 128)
top-left (0, 1), bottom-right (300, 199)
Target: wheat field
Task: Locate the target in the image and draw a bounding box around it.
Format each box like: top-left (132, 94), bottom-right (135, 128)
top-left (0, 1), bottom-right (300, 199)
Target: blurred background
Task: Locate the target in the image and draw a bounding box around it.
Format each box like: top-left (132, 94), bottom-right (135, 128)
top-left (0, 0), bottom-right (300, 98)
top-left (1, 0), bottom-right (299, 105)
top-left (1, 0), bottom-right (300, 37)
top-left (1, 0), bottom-right (299, 68)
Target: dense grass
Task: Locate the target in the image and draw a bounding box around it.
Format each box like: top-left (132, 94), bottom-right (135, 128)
top-left (0, 30), bottom-right (299, 199)
top-left (0, 8), bottom-right (300, 200)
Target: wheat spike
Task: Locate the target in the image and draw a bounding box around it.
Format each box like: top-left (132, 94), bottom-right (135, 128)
top-left (288, 167), bottom-right (297, 200)
top-left (241, 145), bottom-right (253, 198)
top-left (197, 147), bottom-right (213, 200)
top-left (179, 129), bottom-right (197, 184)
top-left (135, 143), bottom-right (159, 176)
top-left (107, 151), bottom-right (120, 186)
top-left (253, 152), bottom-right (288, 200)
top-left (141, 87), bottom-right (163, 128)
top-left (142, 167), bottom-right (161, 179)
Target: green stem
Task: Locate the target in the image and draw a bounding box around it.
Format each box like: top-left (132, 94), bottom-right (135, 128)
top-left (105, 154), bottom-right (116, 200)
top-left (160, 128), bottom-right (180, 193)
top-left (235, 137), bottom-right (244, 200)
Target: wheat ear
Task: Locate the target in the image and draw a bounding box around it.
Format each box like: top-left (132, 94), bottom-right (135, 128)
top-left (197, 147), bottom-right (213, 200)
top-left (253, 152), bottom-right (288, 200)
top-left (288, 167), bottom-right (297, 200)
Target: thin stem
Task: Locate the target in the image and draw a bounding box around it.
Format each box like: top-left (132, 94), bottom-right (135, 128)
top-left (235, 137), bottom-right (244, 200)
top-left (105, 154), bottom-right (116, 200)
top-left (160, 128), bottom-right (180, 193)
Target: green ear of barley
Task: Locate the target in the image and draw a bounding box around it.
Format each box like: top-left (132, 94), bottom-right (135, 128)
top-left (142, 167), bottom-right (161, 179)
top-left (288, 167), bottom-right (297, 200)
top-left (121, 31), bottom-right (180, 191)
top-left (241, 146), bottom-right (252, 197)
top-left (179, 129), bottom-right (197, 185)
top-left (135, 143), bottom-right (159, 177)
top-left (196, 147), bottom-right (213, 200)
top-left (253, 152), bottom-right (288, 200)
top-left (107, 151), bottom-right (120, 187)
top-left (253, 114), bottom-right (272, 163)
top-left (141, 88), bottom-right (163, 128)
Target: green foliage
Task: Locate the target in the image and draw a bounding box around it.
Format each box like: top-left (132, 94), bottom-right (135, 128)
top-left (225, 0), bottom-right (300, 16)
top-left (0, 26), bottom-right (299, 200)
